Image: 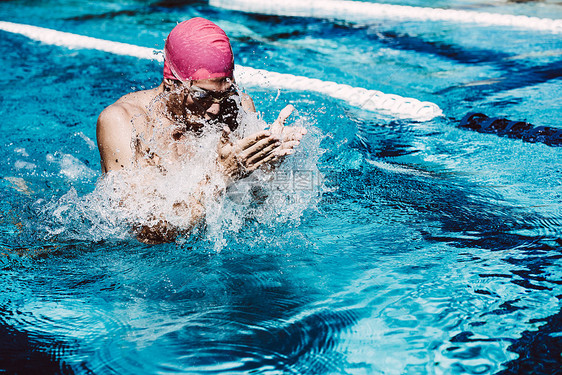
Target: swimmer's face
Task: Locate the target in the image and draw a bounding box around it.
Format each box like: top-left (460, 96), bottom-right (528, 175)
top-left (164, 77), bottom-right (239, 129)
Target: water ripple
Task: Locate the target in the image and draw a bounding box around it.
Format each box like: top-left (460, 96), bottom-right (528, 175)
top-left (121, 305), bottom-right (363, 374)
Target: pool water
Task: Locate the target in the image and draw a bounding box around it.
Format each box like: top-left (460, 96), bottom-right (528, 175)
top-left (1, 0), bottom-right (561, 374)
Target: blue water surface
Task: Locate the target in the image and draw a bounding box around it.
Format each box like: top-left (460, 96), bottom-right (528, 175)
top-left (1, 0), bottom-right (561, 374)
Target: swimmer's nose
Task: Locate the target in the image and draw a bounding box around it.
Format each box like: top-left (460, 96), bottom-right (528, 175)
top-left (205, 103), bottom-right (221, 118)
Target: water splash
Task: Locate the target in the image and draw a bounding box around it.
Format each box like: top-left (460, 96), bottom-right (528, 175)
top-left (32, 103), bottom-right (325, 249)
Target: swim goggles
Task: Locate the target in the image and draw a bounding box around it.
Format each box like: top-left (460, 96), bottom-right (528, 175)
top-left (187, 83), bottom-right (238, 106)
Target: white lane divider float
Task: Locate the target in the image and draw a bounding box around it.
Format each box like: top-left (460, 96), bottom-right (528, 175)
top-left (0, 21), bottom-right (159, 60)
top-left (236, 66), bottom-right (441, 120)
top-left (0, 20), bottom-right (442, 120)
top-left (210, 0), bottom-right (562, 34)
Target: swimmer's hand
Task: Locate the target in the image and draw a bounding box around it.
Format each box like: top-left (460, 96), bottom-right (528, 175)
top-left (268, 104), bottom-right (307, 160)
top-left (270, 104), bottom-right (295, 134)
top-left (217, 105), bottom-right (307, 182)
top-left (218, 127), bottom-right (281, 182)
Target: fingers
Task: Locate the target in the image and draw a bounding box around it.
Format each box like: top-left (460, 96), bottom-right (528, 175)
top-left (219, 116), bottom-right (307, 179)
top-left (281, 127), bottom-right (307, 142)
top-left (222, 131), bottom-right (279, 175)
top-left (243, 129), bottom-right (305, 168)
top-left (246, 139), bottom-right (302, 171)
top-left (250, 143), bottom-right (298, 171)
top-left (245, 139), bottom-right (282, 166)
top-left (246, 151), bottom-right (279, 172)
top-left (239, 128), bottom-right (304, 167)
top-left (270, 104), bottom-right (295, 134)
top-left (277, 104), bottom-right (295, 124)
top-left (237, 130), bottom-right (274, 150)
top-left (276, 140), bottom-right (301, 152)
top-left (238, 134), bottom-right (280, 159)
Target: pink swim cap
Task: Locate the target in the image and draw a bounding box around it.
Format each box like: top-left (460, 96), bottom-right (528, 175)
top-left (163, 18), bottom-right (234, 81)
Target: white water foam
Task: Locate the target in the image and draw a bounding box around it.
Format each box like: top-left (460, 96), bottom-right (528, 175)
top-left (36, 99), bottom-right (325, 248)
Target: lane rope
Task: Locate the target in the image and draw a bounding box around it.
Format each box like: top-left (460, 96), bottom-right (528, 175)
top-left (210, 0), bottom-right (562, 34)
top-left (0, 20), bottom-right (442, 120)
top-left (0, 21), bottom-right (159, 60)
top-left (460, 113), bottom-right (561, 146)
top-left (236, 66), bottom-right (441, 120)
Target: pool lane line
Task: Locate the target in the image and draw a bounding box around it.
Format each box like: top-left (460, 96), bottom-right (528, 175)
top-left (459, 113), bottom-right (562, 147)
top-left (2, 20), bottom-right (559, 146)
top-left (234, 65), bottom-right (442, 120)
top-left (0, 21), bottom-right (158, 60)
top-left (210, 0), bottom-right (562, 34)
top-left (0, 21), bottom-right (442, 121)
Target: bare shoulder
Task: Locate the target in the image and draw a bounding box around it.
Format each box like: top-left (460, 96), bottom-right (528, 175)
top-left (99, 90), bottom-right (150, 124)
top-left (98, 101), bottom-right (139, 131)
top-left (97, 88), bottom-right (158, 139)
top-left (96, 89), bottom-right (155, 172)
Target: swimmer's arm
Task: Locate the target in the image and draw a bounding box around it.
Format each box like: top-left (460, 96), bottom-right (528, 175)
top-left (96, 104), bottom-right (135, 173)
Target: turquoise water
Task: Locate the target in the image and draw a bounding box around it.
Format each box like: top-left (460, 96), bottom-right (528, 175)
top-left (1, 0), bottom-right (561, 374)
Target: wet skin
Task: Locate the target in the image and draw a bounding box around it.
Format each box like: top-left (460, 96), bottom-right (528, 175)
top-left (96, 76), bottom-right (307, 242)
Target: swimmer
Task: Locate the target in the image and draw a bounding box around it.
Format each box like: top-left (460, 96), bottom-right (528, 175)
top-left (96, 17), bottom-right (307, 243)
